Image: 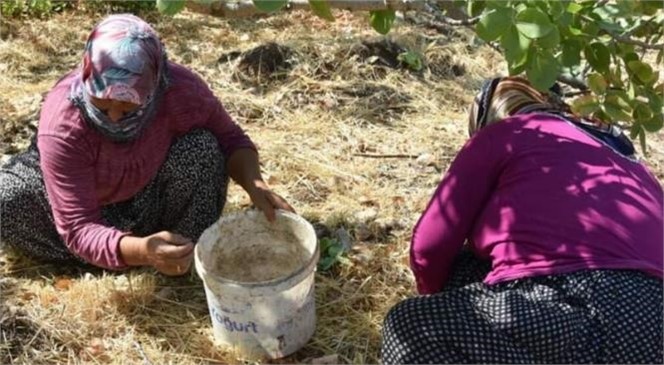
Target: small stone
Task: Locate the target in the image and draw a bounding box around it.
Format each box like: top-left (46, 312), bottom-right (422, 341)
top-left (313, 222), bottom-right (331, 239)
top-left (374, 218), bottom-right (405, 232)
top-left (154, 287), bottom-right (174, 301)
top-left (334, 228), bottom-right (353, 252)
top-left (354, 223), bottom-right (373, 242)
top-left (353, 246), bottom-right (374, 264)
top-left (354, 208), bottom-right (378, 223)
top-left (416, 153), bottom-right (433, 166)
top-left (358, 195), bottom-right (378, 207)
top-left (311, 354), bottom-right (339, 365)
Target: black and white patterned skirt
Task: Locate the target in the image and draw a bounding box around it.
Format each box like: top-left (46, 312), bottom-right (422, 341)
top-left (382, 250), bottom-right (664, 364)
top-left (0, 130), bottom-right (228, 266)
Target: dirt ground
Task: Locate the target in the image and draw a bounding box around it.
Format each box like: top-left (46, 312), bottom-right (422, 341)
top-left (1, 8), bottom-right (662, 365)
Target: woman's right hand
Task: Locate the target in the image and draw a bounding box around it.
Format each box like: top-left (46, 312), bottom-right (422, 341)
top-left (143, 231), bottom-right (194, 276)
top-left (120, 231), bottom-right (194, 276)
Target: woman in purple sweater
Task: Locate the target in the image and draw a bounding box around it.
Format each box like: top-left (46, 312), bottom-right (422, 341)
top-left (0, 15), bottom-right (293, 276)
top-left (381, 77), bottom-right (663, 364)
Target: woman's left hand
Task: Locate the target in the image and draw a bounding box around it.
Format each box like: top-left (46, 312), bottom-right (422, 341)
top-left (247, 180), bottom-right (295, 222)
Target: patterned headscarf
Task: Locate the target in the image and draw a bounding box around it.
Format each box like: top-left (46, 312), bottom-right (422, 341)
top-left (468, 76), bottom-right (635, 158)
top-left (70, 14), bottom-right (169, 143)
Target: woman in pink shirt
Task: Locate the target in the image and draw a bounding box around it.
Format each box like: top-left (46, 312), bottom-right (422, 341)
top-left (381, 77), bottom-right (663, 364)
top-left (0, 15), bottom-right (293, 276)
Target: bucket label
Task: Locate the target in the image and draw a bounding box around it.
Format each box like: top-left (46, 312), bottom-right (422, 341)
top-left (210, 306), bottom-right (258, 333)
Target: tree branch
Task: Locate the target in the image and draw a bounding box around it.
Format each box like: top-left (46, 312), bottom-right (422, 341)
top-left (578, 13), bottom-right (664, 51)
top-left (423, 2), bottom-right (480, 25)
top-left (608, 32), bottom-right (664, 50)
top-left (430, 14), bottom-right (480, 26)
top-left (557, 75), bottom-right (588, 91)
top-left (187, 0), bottom-right (427, 18)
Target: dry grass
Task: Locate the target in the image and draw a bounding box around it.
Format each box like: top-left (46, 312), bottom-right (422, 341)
top-left (1, 8), bottom-right (662, 365)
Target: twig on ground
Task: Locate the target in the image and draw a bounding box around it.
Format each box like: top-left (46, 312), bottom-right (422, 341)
top-left (353, 153), bottom-right (419, 158)
top-left (134, 341), bottom-right (153, 365)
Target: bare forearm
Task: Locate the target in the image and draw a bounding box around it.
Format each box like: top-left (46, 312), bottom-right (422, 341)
top-left (227, 148), bottom-right (263, 191)
top-left (119, 235), bottom-right (148, 266)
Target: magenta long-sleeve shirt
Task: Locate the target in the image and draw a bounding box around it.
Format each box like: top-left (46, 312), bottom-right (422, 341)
top-left (411, 113), bottom-right (663, 294)
top-left (37, 63), bottom-right (255, 269)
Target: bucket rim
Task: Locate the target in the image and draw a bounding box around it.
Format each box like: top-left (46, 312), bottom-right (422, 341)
top-left (194, 210), bottom-right (319, 288)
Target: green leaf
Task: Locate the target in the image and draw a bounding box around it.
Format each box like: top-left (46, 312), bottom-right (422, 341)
top-left (252, 0), bottom-right (287, 13)
top-left (571, 95), bottom-right (600, 115)
top-left (642, 115), bottom-right (664, 132)
top-left (630, 121), bottom-right (641, 139)
top-left (633, 101), bottom-right (653, 122)
top-left (486, 0), bottom-right (509, 9)
top-left (567, 25), bottom-right (584, 36)
top-left (516, 7), bottom-right (554, 38)
top-left (587, 73), bottom-right (607, 94)
top-left (566, 2), bottom-right (584, 14)
top-left (561, 39), bottom-right (582, 67)
top-left (627, 61), bottom-right (655, 84)
top-left (476, 7), bottom-right (515, 42)
top-left (641, 0), bottom-right (662, 15)
top-left (559, 12), bottom-right (573, 27)
top-left (309, 0), bottom-right (335, 21)
top-left (548, 1), bottom-right (565, 19)
top-left (622, 51), bottom-right (639, 64)
top-left (609, 67), bottom-right (625, 88)
top-left (317, 237), bottom-right (344, 271)
top-left (501, 25), bottom-right (531, 68)
top-left (582, 21), bottom-right (600, 37)
top-left (537, 28), bottom-right (560, 49)
top-left (616, 42), bottom-right (636, 56)
top-left (369, 9), bottom-right (396, 35)
top-left (584, 42), bottom-right (610, 73)
top-left (397, 51), bottom-right (423, 71)
top-left (592, 5), bottom-right (621, 19)
top-left (626, 81), bottom-right (635, 99)
top-left (604, 93), bottom-right (633, 122)
top-left (638, 126), bottom-right (647, 156)
top-left (648, 89), bottom-right (664, 111)
top-left (597, 20), bottom-right (625, 33)
top-left (617, 0), bottom-right (638, 15)
top-left (526, 50), bottom-right (560, 91)
top-left (156, 0), bottom-right (185, 15)
top-left (468, 0), bottom-right (487, 17)
top-left (508, 59), bottom-right (528, 75)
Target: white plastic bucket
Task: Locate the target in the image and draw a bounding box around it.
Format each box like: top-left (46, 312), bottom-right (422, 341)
top-left (194, 210), bottom-right (319, 359)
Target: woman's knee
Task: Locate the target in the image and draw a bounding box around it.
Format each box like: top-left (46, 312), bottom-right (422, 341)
top-left (0, 174), bottom-right (35, 244)
top-left (383, 298), bottom-right (421, 342)
top-left (0, 174), bottom-right (28, 218)
top-left (166, 129), bottom-right (225, 174)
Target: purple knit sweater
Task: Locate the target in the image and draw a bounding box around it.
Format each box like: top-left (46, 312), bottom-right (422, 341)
top-left (37, 62), bottom-right (255, 269)
top-left (411, 113), bottom-right (663, 294)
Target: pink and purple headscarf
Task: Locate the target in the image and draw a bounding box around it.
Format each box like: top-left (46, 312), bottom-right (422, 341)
top-left (70, 14), bottom-right (169, 142)
top-left (82, 14), bottom-right (163, 104)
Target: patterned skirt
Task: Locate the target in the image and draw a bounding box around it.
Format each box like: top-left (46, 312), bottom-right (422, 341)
top-left (382, 250), bottom-right (664, 364)
top-left (0, 130), bottom-right (228, 265)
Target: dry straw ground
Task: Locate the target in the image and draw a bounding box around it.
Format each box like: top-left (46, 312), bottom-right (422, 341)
top-left (1, 7), bottom-right (663, 365)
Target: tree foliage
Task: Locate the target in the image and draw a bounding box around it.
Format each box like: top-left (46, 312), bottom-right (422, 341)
top-left (156, 0), bottom-right (663, 148)
top-left (463, 0), bottom-right (663, 150)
